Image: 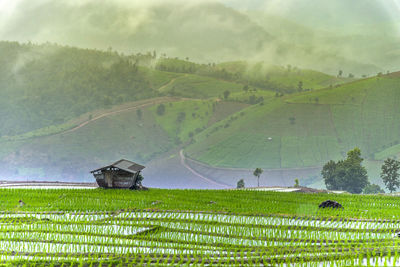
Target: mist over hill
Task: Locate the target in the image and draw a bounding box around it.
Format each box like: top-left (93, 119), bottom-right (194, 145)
top-left (1, 0), bottom-right (399, 75)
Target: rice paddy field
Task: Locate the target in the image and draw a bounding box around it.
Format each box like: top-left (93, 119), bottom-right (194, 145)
top-left (0, 188), bottom-right (399, 266)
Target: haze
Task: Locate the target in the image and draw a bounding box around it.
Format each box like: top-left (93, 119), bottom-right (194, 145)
top-left (0, 0), bottom-right (399, 189)
top-left (1, 0), bottom-right (400, 74)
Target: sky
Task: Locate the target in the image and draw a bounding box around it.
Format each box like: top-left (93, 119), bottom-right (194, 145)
top-left (0, 0), bottom-right (399, 74)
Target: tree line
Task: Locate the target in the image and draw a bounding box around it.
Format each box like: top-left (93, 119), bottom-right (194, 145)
top-left (322, 147), bottom-right (400, 194)
top-left (0, 41), bottom-right (160, 136)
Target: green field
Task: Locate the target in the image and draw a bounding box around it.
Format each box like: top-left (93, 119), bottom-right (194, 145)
top-left (1, 188), bottom-right (400, 265)
top-left (186, 75), bottom-right (400, 171)
top-left (157, 73), bottom-right (244, 99)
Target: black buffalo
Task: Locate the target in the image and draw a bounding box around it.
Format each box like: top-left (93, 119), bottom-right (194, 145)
top-left (319, 200), bottom-right (343, 209)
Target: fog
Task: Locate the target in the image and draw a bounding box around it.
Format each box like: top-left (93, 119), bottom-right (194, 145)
top-left (0, 0), bottom-right (400, 187)
top-left (0, 0), bottom-right (399, 75)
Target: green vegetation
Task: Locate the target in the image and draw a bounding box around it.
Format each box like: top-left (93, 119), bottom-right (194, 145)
top-left (381, 158), bottom-right (400, 193)
top-left (151, 100), bottom-right (214, 144)
top-left (0, 41), bottom-right (399, 186)
top-left (236, 179), bottom-right (245, 189)
top-left (157, 72), bottom-right (244, 99)
top-left (1, 97), bottom-right (248, 181)
top-left (0, 104), bottom-right (175, 180)
top-left (0, 42), bottom-right (247, 137)
top-left (363, 183), bottom-right (385, 194)
top-left (156, 59), bottom-right (350, 94)
top-left (0, 189), bottom-right (400, 265)
top-left (321, 148), bottom-right (368, 194)
top-left (253, 168), bottom-right (263, 187)
top-left (186, 74), bottom-right (400, 173)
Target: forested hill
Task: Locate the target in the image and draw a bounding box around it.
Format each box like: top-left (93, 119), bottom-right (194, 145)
top-left (0, 41), bottom-right (162, 136)
top-left (0, 41), bottom-right (345, 137)
top-left (0, 41), bottom-right (379, 186)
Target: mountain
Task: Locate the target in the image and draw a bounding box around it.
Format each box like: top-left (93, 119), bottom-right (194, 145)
top-left (185, 72), bottom-right (400, 187)
top-left (0, 41), bottom-right (349, 187)
top-left (0, 41), bottom-right (398, 190)
top-left (1, 0), bottom-right (397, 75)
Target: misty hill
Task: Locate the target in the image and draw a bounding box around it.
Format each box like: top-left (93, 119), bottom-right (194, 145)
top-left (0, 42), bottom-right (343, 137)
top-left (155, 59), bottom-right (353, 94)
top-left (186, 73), bottom-right (400, 172)
top-left (1, 0), bottom-right (396, 75)
top-left (0, 41), bottom-right (166, 135)
top-left (0, 41), bottom-right (398, 189)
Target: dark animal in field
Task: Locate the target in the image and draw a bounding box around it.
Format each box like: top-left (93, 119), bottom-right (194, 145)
top-left (318, 200), bottom-right (343, 209)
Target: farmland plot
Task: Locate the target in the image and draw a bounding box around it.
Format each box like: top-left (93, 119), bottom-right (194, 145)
top-left (1, 209), bottom-right (400, 266)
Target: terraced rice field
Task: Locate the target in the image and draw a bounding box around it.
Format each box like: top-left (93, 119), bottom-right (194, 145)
top-left (2, 210), bottom-right (400, 266)
top-left (1, 188), bottom-right (400, 265)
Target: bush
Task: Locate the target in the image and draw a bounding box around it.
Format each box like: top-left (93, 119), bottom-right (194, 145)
top-left (237, 179), bottom-right (245, 189)
top-left (156, 104), bottom-right (166, 116)
top-left (363, 184), bottom-right (385, 194)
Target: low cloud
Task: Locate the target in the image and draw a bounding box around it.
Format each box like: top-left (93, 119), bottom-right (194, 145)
top-left (0, 0), bottom-right (399, 75)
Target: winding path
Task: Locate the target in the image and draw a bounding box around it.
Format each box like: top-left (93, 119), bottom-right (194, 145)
top-left (56, 97), bottom-right (183, 136)
top-left (179, 149), bottom-right (230, 188)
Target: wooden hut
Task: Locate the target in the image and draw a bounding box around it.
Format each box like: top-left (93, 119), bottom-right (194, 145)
top-left (90, 159), bottom-right (145, 189)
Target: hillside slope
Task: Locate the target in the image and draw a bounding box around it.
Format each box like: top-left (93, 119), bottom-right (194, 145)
top-left (0, 98), bottom-right (248, 182)
top-left (186, 73), bottom-right (400, 170)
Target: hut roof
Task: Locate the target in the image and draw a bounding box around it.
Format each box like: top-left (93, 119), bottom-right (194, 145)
top-left (91, 159), bottom-right (145, 174)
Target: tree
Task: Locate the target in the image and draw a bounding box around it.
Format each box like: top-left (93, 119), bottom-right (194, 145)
top-left (136, 109), bottom-right (142, 120)
top-left (156, 104), bottom-right (166, 116)
top-left (338, 70), bottom-right (343, 77)
top-left (381, 158), bottom-right (400, 193)
top-left (223, 90), bottom-right (230, 100)
top-left (363, 183), bottom-right (385, 194)
top-left (253, 168), bottom-right (263, 187)
top-left (243, 85), bottom-right (249, 93)
top-left (176, 112), bottom-right (186, 123)
top-left (294, 179), bottom-right (300, 188)
top-left (131, 173), bottom-right (144, 189)
top-left (237, 179), bottom-right (245, 189)
top-left (297, 81), bottom-right (303, 92)
top-left (321, 148), bottom-right (369, 194)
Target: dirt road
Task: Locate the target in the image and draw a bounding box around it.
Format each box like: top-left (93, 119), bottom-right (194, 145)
top-left (57, 97), bottom-right (184, 136)
top-left (179, 150), bottom-right (230, 188)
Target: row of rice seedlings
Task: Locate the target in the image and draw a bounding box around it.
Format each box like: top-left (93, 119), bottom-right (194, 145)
top-left (0, 206), bottom-right (400, 265)
top-left (115, 210), bottom-right (400, 231)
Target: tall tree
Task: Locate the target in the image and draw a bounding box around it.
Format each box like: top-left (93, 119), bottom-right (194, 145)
top-left (223, 90), bottom-right (230, 100)
top-left (253, 168), bottom-right (263, 187)
top-left (321, 148), bottom-right (369, 194)
top-left (381, 158), bottom-right (400, 193)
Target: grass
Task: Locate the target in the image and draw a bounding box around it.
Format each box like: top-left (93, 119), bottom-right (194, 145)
top-left (217, 61), bottom-right (354, 91)
top-left (4, 98), bottom-right (248, 181)
top-left (150, 99), bottom-right (249, 144)
top-left (158, 73), bottom-right (244, 98)
top-left (186, 75), bottom-right (400, 172)
top-left (228, 89), bottom-right (276, 103)
top-left (0, 188), bottom-right (397, 218)
top-left (150, 100), bottom-right (213, 143)
top-left (4, 106), bottom-right (174, 181)
top-left (374, 144), bottom-right (400, 160)
top-left (0, 189), bottom-right (399, 265)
